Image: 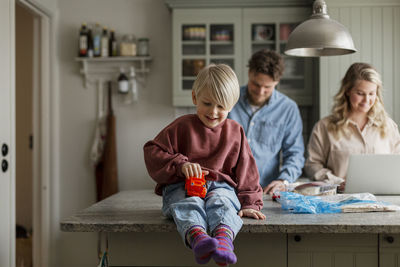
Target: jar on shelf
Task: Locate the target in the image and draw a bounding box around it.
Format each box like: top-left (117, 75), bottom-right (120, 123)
top-left (192, 60), bottom-right (205, 75)
top-left (120, 34), bottom-right (137, 56)
top-left (137, 38), bottom-right (149, 56)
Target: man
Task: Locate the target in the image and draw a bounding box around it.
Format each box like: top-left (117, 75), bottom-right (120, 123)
top-left (228, 49), bottom-right (305, 195)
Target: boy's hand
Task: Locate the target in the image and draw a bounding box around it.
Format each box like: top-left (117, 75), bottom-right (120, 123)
top-left (182, 162), bottom-right (209, 179)
top-left (238, 209), bottom-right (266, 220)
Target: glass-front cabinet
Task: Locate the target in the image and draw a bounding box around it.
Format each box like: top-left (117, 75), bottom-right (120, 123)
top-left (243, 8), bottom-right (314, 106)
top-left (242, 8), bottom-right (318, 143)
top-left (173, 9), bottom-right (242, 106)
top-left (172, 7), bottom-right (318, 144)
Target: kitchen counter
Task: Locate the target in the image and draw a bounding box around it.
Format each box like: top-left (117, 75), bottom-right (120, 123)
top-left (60, 189), bottom-right (400, 234)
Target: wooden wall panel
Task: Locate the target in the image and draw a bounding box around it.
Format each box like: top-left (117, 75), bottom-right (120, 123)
top-left (394, 7), bottom-right (400, 123)
top-left (383, 7), bottom-right (394, 116)
top-left (319, 3), bottom-right (400, 126)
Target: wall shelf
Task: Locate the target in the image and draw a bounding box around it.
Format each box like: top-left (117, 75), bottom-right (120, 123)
top-left (75, 56), bottom-right (152, 88)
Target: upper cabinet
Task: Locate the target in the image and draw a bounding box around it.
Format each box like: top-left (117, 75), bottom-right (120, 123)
top-left (172, 9), bottom-right (242, 106)
top-left (172, 7), bottom-right (317, 107)
top-left (242, 8), bottom-right (315, 106)
top-left (171, 6), bottom-right (319, 143)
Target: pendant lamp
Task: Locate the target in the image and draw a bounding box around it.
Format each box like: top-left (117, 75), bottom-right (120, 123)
top-left (284, 0), bottom-right (357, 57)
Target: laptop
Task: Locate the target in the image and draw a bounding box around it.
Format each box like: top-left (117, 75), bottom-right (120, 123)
top-left (345, 154), bottom-right (400, 195)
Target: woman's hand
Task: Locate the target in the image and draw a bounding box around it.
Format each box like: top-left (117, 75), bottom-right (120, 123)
top-left (238, 208), bottom-right (266, 220)
top-left (181, 162), bottom-right (209, 179)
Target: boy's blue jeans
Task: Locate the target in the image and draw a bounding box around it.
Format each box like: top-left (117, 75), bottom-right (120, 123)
top-left (162, 180), bottom-right (243, 245)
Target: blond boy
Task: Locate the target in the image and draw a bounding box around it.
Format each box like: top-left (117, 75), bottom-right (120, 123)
top-left (144, 64), bottom-right (265, 266)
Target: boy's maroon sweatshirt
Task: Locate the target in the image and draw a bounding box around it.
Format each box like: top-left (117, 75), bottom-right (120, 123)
top-left (143, 114), bottom-right (263, 211)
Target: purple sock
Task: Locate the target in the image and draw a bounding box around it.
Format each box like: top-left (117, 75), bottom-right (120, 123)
top-left (212, 224), bottom-right (237, 266)
top-left (186, 226), bottom-right (218, 264)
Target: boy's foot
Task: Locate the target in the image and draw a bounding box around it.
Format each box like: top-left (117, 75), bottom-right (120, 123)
top-left (187, 226), bottom-right (218, 264)
top-left (212, 224), bottom-right (237, 266)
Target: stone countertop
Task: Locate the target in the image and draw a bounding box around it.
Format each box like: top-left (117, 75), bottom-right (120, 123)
top-left (60, 190), bottom-right (400, 234)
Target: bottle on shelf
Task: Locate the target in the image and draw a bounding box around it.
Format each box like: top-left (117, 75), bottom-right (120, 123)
top-left (129, 66), bottom-right (138, 103)
top-left (117, 67), bottom-right (129, 94)
top-left (120, 34), bottom-right (137, 57)
top-left (101, 27), bottom-right (109, 57)
top-left (137, 38), bottom-right (149, 56)
top-left (109, 29), bottom-right (118, 57)
top-left (87, 27), bottom-right (94, 58)
top-left (93, 23), bottom-right (102, 57)
top-left (78, 23), bottom-right (88, 57)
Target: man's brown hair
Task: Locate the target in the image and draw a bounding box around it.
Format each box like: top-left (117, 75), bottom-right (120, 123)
top-left (248, 49), bottom-right (284, 81)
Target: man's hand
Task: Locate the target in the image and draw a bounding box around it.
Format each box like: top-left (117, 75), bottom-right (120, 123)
top-left (337, 181), bottom-right (346, 193)
top-left (238, 208), bottom-right (266, 220)
top-left (181, 162), bottom-right (209, 179)
top-left (263, 180), bottom-right (287, 195)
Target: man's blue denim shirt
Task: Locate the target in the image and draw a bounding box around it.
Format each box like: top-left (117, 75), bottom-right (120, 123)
top-left (228, 86), bottom-right (305, 187)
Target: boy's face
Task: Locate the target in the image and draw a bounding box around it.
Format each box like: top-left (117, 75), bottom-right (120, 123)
top-left (192, 89), bottom-right (230, 128)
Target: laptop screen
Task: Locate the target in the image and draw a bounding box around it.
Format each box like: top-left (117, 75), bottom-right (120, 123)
top-left (345, 154), bottom-right (400, 195)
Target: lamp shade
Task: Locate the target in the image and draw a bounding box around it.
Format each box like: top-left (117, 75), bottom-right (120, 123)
top-left (284, 0), bottom-right (357, 57)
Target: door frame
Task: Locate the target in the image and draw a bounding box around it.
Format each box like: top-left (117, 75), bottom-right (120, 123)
top-left (1, 0), bottom-right (16, 266)
top-left (17, 1), bottom-right (56, 266)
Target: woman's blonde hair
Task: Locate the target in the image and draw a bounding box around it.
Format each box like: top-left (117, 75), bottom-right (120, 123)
top-left (328, 62), bottom-right (388, 138)
top-left (192, 64), bottom-right (240, 110)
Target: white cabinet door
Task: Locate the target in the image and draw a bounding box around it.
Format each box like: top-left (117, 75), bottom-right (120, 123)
top-left (172, 8), bottom-right (243, 106)
top-left (109, 232), bottom-right (287, 267)
top-left (242, 8), bottom-right (319, 144)
top-left (0, 0), bottom-right (15, 266)
top-left (380, 234), bottom-right (400, 267)
top-left (288, 234), bottom-right (378, 267)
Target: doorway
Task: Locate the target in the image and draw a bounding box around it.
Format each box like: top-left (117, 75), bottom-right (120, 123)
top-left (15, 3), bottom-right (35, 266)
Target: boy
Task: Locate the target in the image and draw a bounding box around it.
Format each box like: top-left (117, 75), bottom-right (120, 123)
top-left (143, 64), bottom-right (265, 266)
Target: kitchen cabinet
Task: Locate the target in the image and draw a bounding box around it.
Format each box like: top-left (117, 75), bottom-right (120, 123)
top-left (172, 7), bottom-right (318, 143)
top-left (288, 234), bottom-right (378, 267)
top-left (242, 7), bottom-right (318, 144)
top-left (172, 8), bottom-right (243, 106)
top-left (288, 233), bottom-right (400, 267)
top-left (242, 8), bottom-right (315, 105)
top-left (107, 232), bottom-right (287, 266)
top-left (380, 234), bottom-right (400, 267)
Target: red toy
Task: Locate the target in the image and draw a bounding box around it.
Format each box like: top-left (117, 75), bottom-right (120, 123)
top-left (185, 173), bottom-right (207, 198)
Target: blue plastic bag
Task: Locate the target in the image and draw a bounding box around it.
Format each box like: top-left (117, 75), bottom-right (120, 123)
top-left (276, 191), bottom-right (383, 214)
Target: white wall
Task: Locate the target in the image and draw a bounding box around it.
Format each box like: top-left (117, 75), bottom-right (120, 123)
top-left (50, 0), bottom-right (400, 266)
top-left (55, 0), bottom-right (173, 265)
top-left (319, 0), bottom-right (400, 124)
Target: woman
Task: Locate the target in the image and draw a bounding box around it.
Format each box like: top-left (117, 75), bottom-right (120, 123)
top-left (305, 62), bottom-right (400, 191)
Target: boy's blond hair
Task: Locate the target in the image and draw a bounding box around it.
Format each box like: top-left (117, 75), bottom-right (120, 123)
top-left (192, 64), bottom-right (240, 110)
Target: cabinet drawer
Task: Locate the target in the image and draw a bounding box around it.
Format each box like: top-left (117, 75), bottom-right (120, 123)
top-left (288, 234), bottom-right (378, 267)
top-left (380, 234), bottom-right (400, 267)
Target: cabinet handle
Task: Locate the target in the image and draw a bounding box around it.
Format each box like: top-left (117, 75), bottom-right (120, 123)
top-left (294, 235), bottom-right (301, 242)
top-left (386, 236), bottom-right (394, 244)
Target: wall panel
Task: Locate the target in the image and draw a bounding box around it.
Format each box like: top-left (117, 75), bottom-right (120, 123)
top-left (319, 2), bottom-right (400, 125)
